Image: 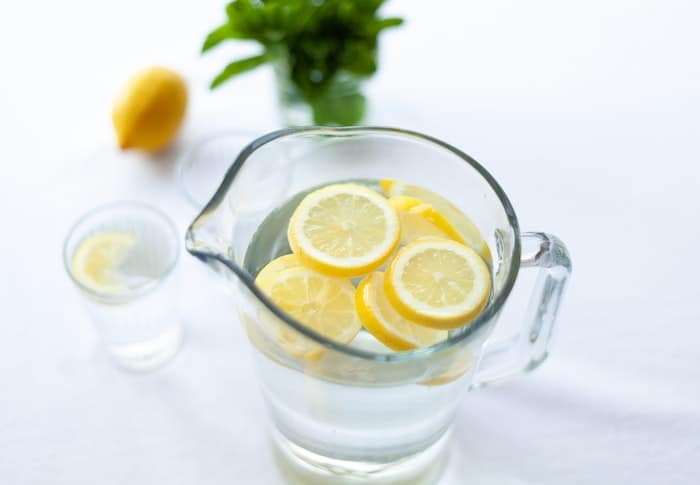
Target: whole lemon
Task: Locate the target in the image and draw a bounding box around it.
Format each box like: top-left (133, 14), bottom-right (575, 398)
top-left (112, 66), bottom-right (187, 152)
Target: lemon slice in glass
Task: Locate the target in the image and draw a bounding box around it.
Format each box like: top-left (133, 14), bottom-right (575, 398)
top-left (287, 183), bottom-right (400, 278)
top-left (70, 232), bottom-right (137, 295)
top-left (256, 266), bottom-right (361, 360)
top-left (380, 179), bottom-right (492, 262)
top-left (385, 238), bottom-right (491, 329)
top-left (356, 272), bottom-right (447, 351)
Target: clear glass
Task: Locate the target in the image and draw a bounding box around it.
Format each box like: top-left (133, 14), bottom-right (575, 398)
top-left (186, 127), bottom-right (572, 483)
top-left (274, 59), bottom-right (367, 127)
top-left (177, 131), bottom-right (259, 209)
top-left (64, 202), bottom-right (184, 372)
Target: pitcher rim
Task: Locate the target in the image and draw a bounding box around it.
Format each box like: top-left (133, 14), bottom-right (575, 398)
top-left (186, 126), bottom-right (521, 362)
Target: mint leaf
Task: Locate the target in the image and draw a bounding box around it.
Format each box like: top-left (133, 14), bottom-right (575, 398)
top-left (365, 17), bottom-right (404, 35)
top-left (210, 54), bottom-right (268, 89)
top-left (203, 0), bottom-right (404, 124)
top-left (202, 23), bottom-right (242, 53)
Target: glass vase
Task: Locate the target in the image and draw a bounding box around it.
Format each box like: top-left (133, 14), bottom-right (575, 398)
top-left (273, 60), bottom-right (367, 127)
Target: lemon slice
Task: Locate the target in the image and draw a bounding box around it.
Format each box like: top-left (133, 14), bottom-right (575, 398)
top-left (356, 272), bottom-right (447, 351)
top-left (256, 266), bottom-right (361, 359)
top-left (288, 184), bottom-right (400, 278)
top-left (254, 254), bottom-right (301, 287)
top-left (385, 239), bottom-right (491, 329)
top-left (380, 179), bottom-right (492, 262)
top-left (388, 196), bottom-right (462, 244)
top-left (418, 348), bottom-right (476, 386)
top-left (70, 232), bottom-right (137, 294)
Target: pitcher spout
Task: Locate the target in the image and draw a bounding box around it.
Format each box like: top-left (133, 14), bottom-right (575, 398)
top-left (185, 194), bottom-right (246, 288)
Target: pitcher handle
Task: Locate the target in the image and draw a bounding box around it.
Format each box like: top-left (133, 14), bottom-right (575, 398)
top-left (472, 232), bottom-right (572, 388)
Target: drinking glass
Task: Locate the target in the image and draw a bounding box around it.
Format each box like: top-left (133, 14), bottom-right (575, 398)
top-left (64, 202), bottom-right (184, 371)
top-left (186, 127), bottom-right (571, 483)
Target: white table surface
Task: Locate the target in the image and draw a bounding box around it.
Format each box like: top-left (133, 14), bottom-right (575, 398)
top-left (2, 1), bottom-right (699, 484)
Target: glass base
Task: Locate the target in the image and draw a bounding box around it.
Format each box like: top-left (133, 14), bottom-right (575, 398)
top-left (271, 427), bottom-right (449, 485)
top-left (107, 323), bottom-right (184, 372)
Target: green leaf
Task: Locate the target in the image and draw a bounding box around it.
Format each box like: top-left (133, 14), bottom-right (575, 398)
top-left (366, 17), bottom-right (404, 35)
top-left (202, 23), bottom-right (239, 53)
top-left (209, 54), bottom-right (268, 89)
top-left (204, 0), bottom-right (404, 118)
top-left (339, 40), bottom-right (377, 75)
top-left (226, 0), bottom-right (265, 39)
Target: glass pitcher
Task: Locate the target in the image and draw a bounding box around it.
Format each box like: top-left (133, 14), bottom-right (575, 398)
top-left (186, 127), bottom-right (571, 484)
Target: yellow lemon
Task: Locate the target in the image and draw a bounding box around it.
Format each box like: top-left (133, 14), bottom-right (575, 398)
top-left (385, 238), bottom-right (491, 329)
top-left (254, 254), bottom-right (301, 287)
top-left (70, 232), bottom-right (136, 294)
top-left (380, 179), bottom-right (492, 262)
top-left (255, 266), bottom-right (361, 360)
top-left (388, 196), bottom-right (464, 245)
top-left (287, 184), bottom-right (400, 278)
top-left (112, 66), bottom-right (187, 152)
top-left (356, 272), bottom-right (447, 351)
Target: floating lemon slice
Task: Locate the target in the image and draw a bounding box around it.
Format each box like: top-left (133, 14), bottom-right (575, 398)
top-left (380, 179), bottom-right (492, 262)
top-left (418, 348), bottom-right (476, 386)
top-left (70, 232), bottom-right (137, 294)
top-left (255, 266), bottom-right (361, 360)
top-left (288, 184), bottom-right (400, 278)
top-left (254, 254), bottom-right (301, 287)
top-left (385, 239), bottom-right (491, 329)
top-left (388, 196), bottom-right (463, 244)
top-left (356, 272), bottom-right (447, 351)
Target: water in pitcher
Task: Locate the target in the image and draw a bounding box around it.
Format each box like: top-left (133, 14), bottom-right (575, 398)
top-left (240, 179), bottom-right (489, 470)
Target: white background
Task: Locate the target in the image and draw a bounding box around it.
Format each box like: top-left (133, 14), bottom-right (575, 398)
top-left (1, 1), bottom-right (699, 484)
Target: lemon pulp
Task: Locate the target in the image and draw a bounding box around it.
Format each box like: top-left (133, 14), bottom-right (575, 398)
top-left (70, 232), bottom-right (137, 295)
top-left (287, 183), bottom-right (400, 278)
top-left (385, 239), bottom-right (491, 329)
top-left (255, 266), bottom-right (361, 360)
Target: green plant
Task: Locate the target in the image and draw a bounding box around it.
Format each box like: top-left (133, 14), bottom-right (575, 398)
top-left (202, 0), bottom-right (403, 124)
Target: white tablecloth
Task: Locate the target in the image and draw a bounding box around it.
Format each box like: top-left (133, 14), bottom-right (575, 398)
top-left (2, 1), bottom-right (699, 484)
